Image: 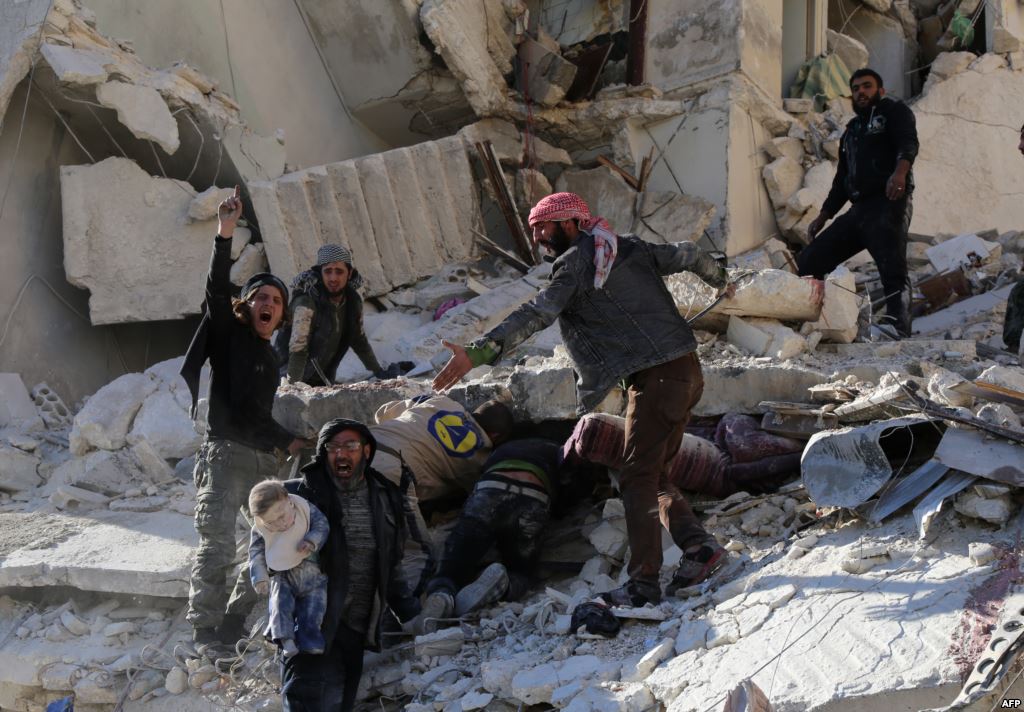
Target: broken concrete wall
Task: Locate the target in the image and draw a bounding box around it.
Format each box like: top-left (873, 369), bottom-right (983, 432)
top-left (782, 0), bottom-right (828, 95)
top-left (912, 57), bottom-right (1024, 237)
top-left (0, 85), bottom-right (195, 404)
top-left (829, 0), bottom-right (916, 99)
top-left (250, 136), bottom-right (482, 294)
top-left (14, 0), bottom-right (288, 191)
top-left (985, 0), bottom-right (1024, 53)
top-left (420, 0), bottom-right (524, 118)
top-left (554, 166), bottom-right (716, 244)
top-left (623, 76), bottom-right (784, 255)
top-left (85, 0), bottom-right (389, 168)
top-left (644, 0), bottom-right (783, 96)
top-left (0, 0), bottom-right (51, 122)
top-left (739, 1), bottom-right (784, 100)
top-left (293, 0), bottom-right (475, 146)
top-left (527, 0), bottom-right (629, 46)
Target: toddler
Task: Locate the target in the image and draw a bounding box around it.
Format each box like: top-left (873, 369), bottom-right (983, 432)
top-left (248, 480), bottom-right (329, 658)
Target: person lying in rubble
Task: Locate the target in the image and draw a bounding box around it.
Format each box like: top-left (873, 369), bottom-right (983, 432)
top-left (433, 191), bottom-right (735, 608)
top-left (798, 67), bottom-right (919, 339)
top-left (247, 479), bottom-right (330, 660)
top-left (179, 186), bottom-right (310, 654)
top-left (273, 243), bottom-right (411, 386)
top-left (1002, 123), bottom-right (1024, 358)
top-left (407, 438), bottom-right (564, 633)
top-left (280, 418), bottom-right (421, 712)
top-left (369, 395), bottom-right (515, 596)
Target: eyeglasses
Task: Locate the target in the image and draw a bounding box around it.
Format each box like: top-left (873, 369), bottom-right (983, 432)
top-left (325, 441), bottom-right (363, 454)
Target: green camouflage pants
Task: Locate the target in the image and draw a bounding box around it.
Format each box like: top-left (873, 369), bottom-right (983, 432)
top-left (186, 438), bottom-right (280, 631)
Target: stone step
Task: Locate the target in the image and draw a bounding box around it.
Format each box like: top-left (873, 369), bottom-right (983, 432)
top-left (250, 136), bottom-right (481, 295)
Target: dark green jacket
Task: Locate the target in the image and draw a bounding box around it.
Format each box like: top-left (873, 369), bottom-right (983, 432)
top-left (274, 281), bottom-right (381, 386)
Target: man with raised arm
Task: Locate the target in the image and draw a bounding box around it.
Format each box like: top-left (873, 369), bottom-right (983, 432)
top-left (181, 187), bottom-right (308, 653)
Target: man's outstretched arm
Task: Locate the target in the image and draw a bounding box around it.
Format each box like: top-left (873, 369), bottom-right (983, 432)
top-left (433, 266), bottom-right (579, 391)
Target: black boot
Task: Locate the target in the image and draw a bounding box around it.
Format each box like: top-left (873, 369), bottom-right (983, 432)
top-left (216, 614), bottom-right (249, 646)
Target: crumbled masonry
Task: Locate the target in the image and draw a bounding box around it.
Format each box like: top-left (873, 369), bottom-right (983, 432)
top-left (2, 0), bottom-right (1024, 710)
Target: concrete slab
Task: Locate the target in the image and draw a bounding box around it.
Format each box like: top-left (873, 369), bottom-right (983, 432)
top-left (0, 509), bottom-right (196, 598)
top-left (420, 0), bottom-right (516, 116)
top-left (668, 269), bottom-right (823, 324)
top-left (251, 137), bottom-right (481, 294)
top-left (913, 285), bottom-right (1015, 336)
top-left (69, 372), bottom-right (158, 454)
top-left (0, 374), bottom-right (44, 432)
top-left (60, 157), bottom-right (219, 325)
top-left (644, 513), bottom-right (1013, 711)
top-left (914, 64), bottom-right (1024, 237)
top-left (95, 81), bottom-right (180, 155)
top-left (0, 446), bottom-right (41, 493)
top-left (40, 43), bottom-right (110, 85)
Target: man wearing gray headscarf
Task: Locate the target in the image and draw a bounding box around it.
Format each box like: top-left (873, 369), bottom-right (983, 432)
top-left (275, 244), bottom-right (405, 386)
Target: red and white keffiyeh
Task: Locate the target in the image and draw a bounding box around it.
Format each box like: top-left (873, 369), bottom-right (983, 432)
top-left (528, 192), bottom-right (618, 289)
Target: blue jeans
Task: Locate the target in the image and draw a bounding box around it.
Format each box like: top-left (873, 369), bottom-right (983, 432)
top-left (269, 560), bottom-right (327, 653)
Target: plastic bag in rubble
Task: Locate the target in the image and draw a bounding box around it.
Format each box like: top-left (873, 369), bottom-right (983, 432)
top-left (570, 601), bottom-right (620, 638)
top-left (46, 698), bottom-right (73, 712)
top-left (949, 10), bottom-right (975, 47)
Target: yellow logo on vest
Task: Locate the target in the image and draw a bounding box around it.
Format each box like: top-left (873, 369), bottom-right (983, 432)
top-left (428, 411), bottom-right (483, 459)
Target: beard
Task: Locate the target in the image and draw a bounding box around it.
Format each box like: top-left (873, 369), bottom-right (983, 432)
top-left (546, 224), bottom-right (573, 257)
top-left (854, 92), bottom-right (881, 116)
top-left (333, 458), bottom-right (366, 490)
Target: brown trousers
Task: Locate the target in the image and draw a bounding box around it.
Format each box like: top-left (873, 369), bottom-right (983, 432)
top-left (621, 351), bottom-right (709, 583)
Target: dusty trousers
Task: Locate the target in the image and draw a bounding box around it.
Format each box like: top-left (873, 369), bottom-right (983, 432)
top-left (280, 623), bottom-right (365, 711)
top-left (427, 482), bottom-right (549, 600)
top-left (621, 351), bottom-right (709, 583)
top-left (187, 438), bottom-right (280, 632)
top-left (797, 195), bottom-right (912, 337)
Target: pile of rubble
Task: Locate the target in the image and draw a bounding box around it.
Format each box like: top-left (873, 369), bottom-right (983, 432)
top-left (4, 0), bottom-right (1024, 710)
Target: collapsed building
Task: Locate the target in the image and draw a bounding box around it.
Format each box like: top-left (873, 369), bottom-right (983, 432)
top-left (0, 0), bottom-right (1024, 710)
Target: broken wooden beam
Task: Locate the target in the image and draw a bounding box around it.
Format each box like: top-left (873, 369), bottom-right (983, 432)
top-left (474, 140), bottom-right (537, 266)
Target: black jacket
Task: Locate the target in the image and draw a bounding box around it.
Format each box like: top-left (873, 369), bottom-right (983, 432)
top-left (181, 236), bottom-right (294, 452)
top-left (481, 234), bottom-right (726, 413)
top-left (273, 277), bottom-right (380, 386)
top-left (823, 97), bottom-right (919, 216)
top-left (289, 420), bottom-right (420, 651)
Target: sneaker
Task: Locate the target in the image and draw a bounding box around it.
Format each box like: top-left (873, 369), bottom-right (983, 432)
top-left (417, 591), bottom-right (455, 634)
top-left (665, 543), bottom-right (727, 596)
top-left (455, 563), bottom-right (509, 616)
top-left (598, 579), bottom-right (662, 607)
top-left (191, 628), bottom-right (232, 659)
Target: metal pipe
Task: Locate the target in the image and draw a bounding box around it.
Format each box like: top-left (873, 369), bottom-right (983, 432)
top-left (626, 0), bottom-right (648, 85)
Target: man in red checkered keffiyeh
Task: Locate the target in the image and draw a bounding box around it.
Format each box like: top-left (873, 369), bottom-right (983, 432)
top-left (434, 188), bottom-right (735, 611)
top-left (528, 192), bottom-right (618, 288)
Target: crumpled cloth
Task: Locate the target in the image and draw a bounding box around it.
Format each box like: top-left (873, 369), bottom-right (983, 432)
top-left (569, 601), bottom-right (620, 638)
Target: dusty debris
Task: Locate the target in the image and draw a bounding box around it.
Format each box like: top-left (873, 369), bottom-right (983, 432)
top-left (3, 1), bottom-right (1024, 711)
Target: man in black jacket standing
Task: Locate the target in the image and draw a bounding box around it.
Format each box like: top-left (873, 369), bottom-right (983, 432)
top-left (433, 192), bottom-right (734, 608)
top-left (284, 418), bottom-right (421, 711)
top-left (184, 187), bottom-right (308, 651)
top-left (798, 68), bottom-right (920, 338)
